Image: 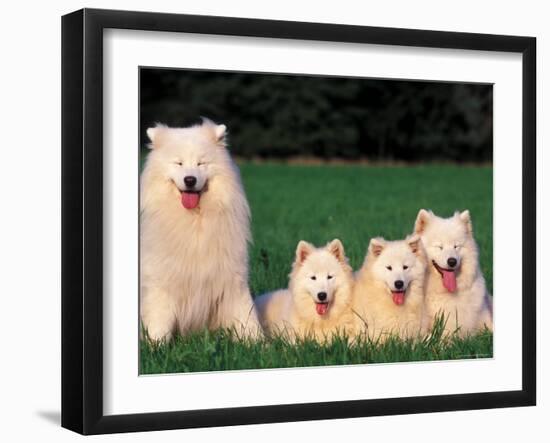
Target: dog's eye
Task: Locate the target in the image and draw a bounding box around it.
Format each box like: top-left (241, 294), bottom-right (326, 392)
top-left (403, 265), bottom-right (408, 270)
top-left (197, 162), bottom-right (205, 166)
top-left (175, 161), bottom-right (183, 166)
top-left (386, 266), bottom-right (392, 271)
top-left (327, 275), bottom-right (333, 280)
top-left (310, 276), bottom-right (316, 280)
top-left (436, 245), bottom-right (443, 250)
top-left (454, 244), bottom-right (461, 249)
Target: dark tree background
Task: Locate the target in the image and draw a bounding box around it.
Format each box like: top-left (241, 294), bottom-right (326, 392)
top-left (140, 68), bottom-right (492, 162)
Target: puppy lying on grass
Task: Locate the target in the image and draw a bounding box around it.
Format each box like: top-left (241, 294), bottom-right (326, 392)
top-left (353, 234), bottom-right (427, 341)
top-left (414, 209), bottom-right (493, 337)
top-left (255, 239), bottom-right (355, 343)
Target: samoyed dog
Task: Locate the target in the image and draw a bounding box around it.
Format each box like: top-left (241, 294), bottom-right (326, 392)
top-left (414, 209), bottom-right (493, 336)
top-left (353, 234), bottom-right (427, 341)
top-left (140, 120), bottom-right (261, 341)
top-left (255, 240), bottom-right (355, 343)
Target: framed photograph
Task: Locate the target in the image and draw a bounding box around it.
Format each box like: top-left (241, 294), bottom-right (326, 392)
top-left (62, 8), bottom-right (536, 435)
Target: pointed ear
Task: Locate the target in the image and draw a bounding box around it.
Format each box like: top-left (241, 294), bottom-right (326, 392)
top-left (145, 124), bottom-right (167, 149)
top-left (295, 241), bottom-right (314, 265)
top-left (146, 127), bottom-right (157, 142)
top-left (214, 124), bottom-right (227, 143)
top-left (459, 210), bottom-right (473, 234)
top-left (327, 239), bottom-right (346, 262)
top-left (369, 237), bottom-right (386, 258)
top-left (406, 234), bottom-right (422, 256)
top-left (414, 209), bottom-right (432, 234)
top-left (201, 117), bottom-right (227, 145)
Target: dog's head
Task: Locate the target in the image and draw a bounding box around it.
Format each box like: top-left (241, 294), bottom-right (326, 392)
top-left (290, 239), bottom-right (353, 318)
top-left (145, 119), bottom-right (229, 210)
top-left (366, 235), bottom-right (426, 306)
top-left (414, 209), bottom-right (476, 293)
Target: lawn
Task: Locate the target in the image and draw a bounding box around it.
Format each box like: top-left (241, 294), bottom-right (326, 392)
top-left (140, 162), bottom-right (493, 374)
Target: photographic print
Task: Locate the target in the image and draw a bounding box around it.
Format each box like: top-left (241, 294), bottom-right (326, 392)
top-left (62, 9), bottom-right (535, 433)
top-left (138, 68), bottom-right (494, 374)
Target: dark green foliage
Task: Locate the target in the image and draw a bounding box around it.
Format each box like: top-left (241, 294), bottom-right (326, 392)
top-left (140, 69), bottom-right (492, 161)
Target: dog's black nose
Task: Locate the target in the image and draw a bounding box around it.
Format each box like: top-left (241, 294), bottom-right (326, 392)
top-left (184, 176), bottom-right (197, 188)
top-left (447, 257), bottom-right (457, 268)
top-left (317, 292), bottom-right (327, 301)
top-left (394, 280), bottom-right (404, 290)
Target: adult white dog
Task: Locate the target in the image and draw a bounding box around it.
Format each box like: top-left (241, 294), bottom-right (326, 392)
top-left (140, 119), bottom-right (261, 341)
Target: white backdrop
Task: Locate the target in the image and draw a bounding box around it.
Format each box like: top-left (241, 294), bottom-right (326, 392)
top-left (0, 0), bottom-right (545, 441)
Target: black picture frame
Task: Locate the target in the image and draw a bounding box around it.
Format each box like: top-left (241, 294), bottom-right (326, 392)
top-left (61, 8), bottom-right (536, 435)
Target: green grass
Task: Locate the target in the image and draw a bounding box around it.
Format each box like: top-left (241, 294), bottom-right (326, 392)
top-left (140, 163), bottom-right (493, 374)
top-left (140, 321), bottom-right (493, 373)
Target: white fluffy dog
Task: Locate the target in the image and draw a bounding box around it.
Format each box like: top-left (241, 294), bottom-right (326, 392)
top-left (414, 209), bottom-right (493, 337)
top-left (255, 240), bottom-right (355, 343)
top-left (353, 235), bottom-right (427, 341)
top-left (140, 120), bottom-right (261, 341)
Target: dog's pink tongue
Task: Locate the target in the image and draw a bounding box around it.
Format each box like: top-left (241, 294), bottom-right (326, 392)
top-left (442, 270), bottom-right (457, 293)
top-left (181, 192), bottom-right (200, 209)
top-left (392, 292), bottom-right (405, 306)
top-left (316, 303), bottom-right (328, 316)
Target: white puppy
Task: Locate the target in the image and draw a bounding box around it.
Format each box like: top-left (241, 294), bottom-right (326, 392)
top-left (255, 240), bottom-right (355, 343)
top-left (414, 209), bottom-right (493, 337)
top-left (353, 235), bottom-right (427, 341)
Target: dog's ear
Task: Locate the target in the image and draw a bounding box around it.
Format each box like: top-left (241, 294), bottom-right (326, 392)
top-left (295, 241), bottom-right (314, 265)
top-left (201, 117), bottom-right (227, 145)
top-left (414, 209), bottom-right (433, 234)
top-left (214, 124), bottom-right (227, 143)
top-left (146, 123), bottom-right (167, 149)
top-left (406, 234), bottom-right (422, 256)
top-left (369, 237), bottom-right (386, 258)
top-left (327, 239), bottom-right (346, 262)
top-left (457, 210), bottom-right (473, 234)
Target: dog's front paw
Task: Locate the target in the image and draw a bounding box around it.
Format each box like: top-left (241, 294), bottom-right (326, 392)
top-left (141, 325), bottom-right (174, 343)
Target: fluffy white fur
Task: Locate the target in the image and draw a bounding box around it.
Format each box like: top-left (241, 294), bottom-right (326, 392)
top-left (255, 240), bottom-right (355, 343)
top-left (140, 120), bottom-right (261, 341)
top-left (353, 235), bottom-right (427, 341)
top-left (414, 209), bottom-right (493, 337)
